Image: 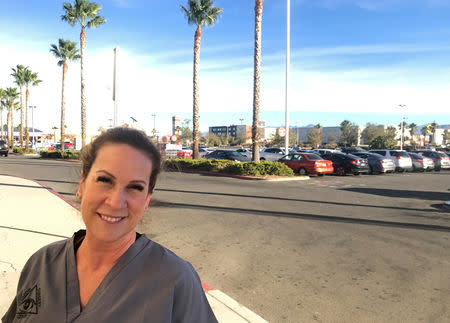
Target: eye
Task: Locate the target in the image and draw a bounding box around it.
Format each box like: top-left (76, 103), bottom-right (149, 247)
top-left (96, 176), bottom-right (112, 184)
top-left (128, 184), bottom-right (144, 192)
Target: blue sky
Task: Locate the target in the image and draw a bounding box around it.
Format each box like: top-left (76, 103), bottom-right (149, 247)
top-left (0, 0), bottom-right (449, 134)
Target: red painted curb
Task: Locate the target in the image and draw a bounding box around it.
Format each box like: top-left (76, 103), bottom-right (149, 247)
top-left (33, 180), bottom-right (81, 211)
top-left (201, 282), bottom-right (216, 292)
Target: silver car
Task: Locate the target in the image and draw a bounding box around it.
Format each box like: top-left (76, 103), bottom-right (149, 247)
top-left (369, 149), bottom-right (413, 172)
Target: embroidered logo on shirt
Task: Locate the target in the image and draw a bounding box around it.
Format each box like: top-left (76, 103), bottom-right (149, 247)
top-left (16, 284), bottom-right (41, 318)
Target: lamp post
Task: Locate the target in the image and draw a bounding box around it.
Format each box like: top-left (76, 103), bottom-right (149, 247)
top-left (284, 0), bottom-right (291, 154)
top-left (29, 106), bottom-right (36, 148)
top-left (398, 104), bottom-right (406, 150)
top-left (151, 113), bottom-right (156, 137)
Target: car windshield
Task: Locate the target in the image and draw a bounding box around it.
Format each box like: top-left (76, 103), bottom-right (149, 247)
top-left (391, 151), bottom-right (409, 157)
top-left (227, 151), bottom-right (243, 157)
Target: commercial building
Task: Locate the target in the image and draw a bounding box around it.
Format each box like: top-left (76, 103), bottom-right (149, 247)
top-left (209, 122), bottom-right (265, 143)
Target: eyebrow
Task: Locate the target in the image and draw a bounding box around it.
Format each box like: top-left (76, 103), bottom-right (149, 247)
top-left (95, 170), bottom-right (147, 185)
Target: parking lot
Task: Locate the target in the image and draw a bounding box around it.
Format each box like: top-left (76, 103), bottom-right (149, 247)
top-left (1, 156), bottom-right (449, 322)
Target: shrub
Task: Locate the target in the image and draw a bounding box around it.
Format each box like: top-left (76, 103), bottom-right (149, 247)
top-left (39, 149), bottom-right (80, 160)
top-left (13, 147), bottom-right (26, 154)
top-left (164, 158), bottom-right (294, 177)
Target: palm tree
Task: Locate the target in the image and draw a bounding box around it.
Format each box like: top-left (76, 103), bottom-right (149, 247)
top-left (0, 88), bottom-right (7, 140)
top-left (50, 38), bottom-right (81, 153)
top-left (181, 0), bottom-right (222, 159)
top-left (5, 87), bottom-right (19, 148)
top-left (11, 64), bottom-right (26, 147)
top-left (62, 0), bottom-right (106, 148)
top-left (252, 0), bottom-right (263, 161)
top-left (408, 122), bottom-right (417, 147)
top-left (23, 68), bottom-right (42, 152)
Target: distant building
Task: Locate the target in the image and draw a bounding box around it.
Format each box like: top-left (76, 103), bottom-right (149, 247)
top-left (209, 122), bottom-right (264, 143)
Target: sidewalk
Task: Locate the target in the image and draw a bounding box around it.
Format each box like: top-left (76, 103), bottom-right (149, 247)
top-left (0, 175), bottom-right (267, 322)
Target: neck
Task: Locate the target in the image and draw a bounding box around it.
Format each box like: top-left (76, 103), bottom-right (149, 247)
top-left (77, 231), bottom-right (136, 271)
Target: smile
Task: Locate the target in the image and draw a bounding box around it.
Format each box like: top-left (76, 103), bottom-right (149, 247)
top-left (97, 213), bottom-right (125, 223)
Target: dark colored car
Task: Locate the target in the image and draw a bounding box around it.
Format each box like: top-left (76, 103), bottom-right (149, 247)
top-left (414, 150), bottom-right (450, 171)
top-left (278, 153), bottom-right (334, 176)
top-left (352, 152), bottom-right (395, 174)
top-left (0, 140), bottom-right (8, 157)
top-left (204, 150), bottom-right (248, 162)
top-left (340, 147), bottom-right (368, 154)
top-left (321, 152), bottom-right (370, 175)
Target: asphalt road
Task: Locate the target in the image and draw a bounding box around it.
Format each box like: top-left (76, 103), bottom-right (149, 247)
top-left (1, 154), bottom-right (449, 322)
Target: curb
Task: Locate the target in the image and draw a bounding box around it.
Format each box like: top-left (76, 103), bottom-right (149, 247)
top-left (166, 169), bottom-right (309, 181)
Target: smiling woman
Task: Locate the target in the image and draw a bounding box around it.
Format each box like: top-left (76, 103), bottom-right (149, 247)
top-left (3, 127), bottom-right (218, 323)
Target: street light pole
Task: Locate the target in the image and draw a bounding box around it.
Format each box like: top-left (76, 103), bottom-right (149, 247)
top-left (399, 104), bottom-right (406, 150)
top-left (284, 0), bottom-right (291, 154)
top-left (29, 106), bottom-right (36, 148)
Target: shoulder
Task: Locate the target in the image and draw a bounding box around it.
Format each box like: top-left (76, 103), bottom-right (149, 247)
top-left (19, 237), bottom-right (70, 281)
top-left (139, 236), bottom-right (198, 281)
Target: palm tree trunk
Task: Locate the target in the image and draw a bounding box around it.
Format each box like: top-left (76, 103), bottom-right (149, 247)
top-left (7, 109), bottom-right (11, 147)
top-left (11, 107), bottom-right (14, 149)
top-left (80, 26), bottom-right (87, 148)
top-left (252, 0), bottom-right (263, 161)
top-left (19, 85), bottom-right (24, 147)
top-left (0, 106), bottom-right (3, 140)
top-left (25, 87), bottom-right (30, 153)
top-left (61, 63), bottom-right (68, 153)
top-left (192, 25), bottom-right (202, 159)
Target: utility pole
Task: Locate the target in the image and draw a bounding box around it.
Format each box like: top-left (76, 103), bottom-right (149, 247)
top-left (151, 113), bottom-right (156, 137)
top-left (399, 104), bottom-right (406, 150)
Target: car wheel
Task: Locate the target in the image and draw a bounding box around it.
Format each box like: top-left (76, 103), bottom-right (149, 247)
top-left (298, 168), bottom-right (307, 176)
top-left (260, 157), bottom-right (265, 160)
top-left (354, 172), bottom-right (360, 176)
top-left (335, 166), bottom-right (346, 176)
top-left (317, 173), bottom-right (324, 177)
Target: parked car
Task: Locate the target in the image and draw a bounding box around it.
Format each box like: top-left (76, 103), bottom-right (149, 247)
top-left (278, 153), bottom-right (334, 176)
top-left (235, 148), bottom-right (252, 160)
top-left (340, 147), bottom-right (368, 154)
top-left (204, 150), bottom-right (248, 162)
top-left (199, 147), bottom-right (213, 158)
top-left (369, 149), bottom-right (413, 172)
top-left (407, 152), bottom-right (435, 172)
top-left (321, 152), bottom-right (370, 175)
top-left (352, 152), bottom-right (395, 174)
top-left (413, 150), bottom-right (450, 171)
top-left (48, 143), bottom-right (72, 151)
top-left (0, 140), bottom-right (8, 157)
top-left (259, 147), bottom-right (286, 161)
top-left (312, 148), bottom-right (338, 156)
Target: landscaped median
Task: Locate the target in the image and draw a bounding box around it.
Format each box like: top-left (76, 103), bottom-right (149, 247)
top-left (39, 149), bottom-right (80, 160)
top-left (164, 158), bottom-right (298, 179)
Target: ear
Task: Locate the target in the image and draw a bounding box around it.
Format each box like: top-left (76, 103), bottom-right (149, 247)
top-left (144, 193), bottom-right (152, 210)
top-left (77, 178), bottom-right (85, 200)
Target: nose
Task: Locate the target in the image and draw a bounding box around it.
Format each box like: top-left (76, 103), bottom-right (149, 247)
top-left (106, 187), bottom-right (127, 209)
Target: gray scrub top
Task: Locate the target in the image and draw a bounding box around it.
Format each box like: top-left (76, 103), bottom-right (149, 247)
top-left (2, 230), bottom-right (217, 323)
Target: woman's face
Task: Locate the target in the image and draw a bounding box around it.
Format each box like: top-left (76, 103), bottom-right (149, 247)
top-left (77, 143), bottom-right (153, 244)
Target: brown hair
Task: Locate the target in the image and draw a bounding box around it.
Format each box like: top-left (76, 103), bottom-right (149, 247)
top-left (80, 127), bottom-right (161, 192)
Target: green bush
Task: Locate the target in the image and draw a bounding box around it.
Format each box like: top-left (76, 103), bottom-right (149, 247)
top-left (13, 147), bottom-right (26, 154)
top-left (39, 149), bottom-right (80, 160)
top-left (164, 158), bottom-right (294, 177)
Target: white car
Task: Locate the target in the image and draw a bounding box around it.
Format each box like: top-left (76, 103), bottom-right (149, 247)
top-left (235, 148), bottom-right (252, 160)
top-left (259, 147), bottom-right (286, 161)
top-left (199, 148), bottom-right (213, 158)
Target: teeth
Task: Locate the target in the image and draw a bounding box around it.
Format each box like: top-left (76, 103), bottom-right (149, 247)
top-left (100, 214), bottom-right (123, 223)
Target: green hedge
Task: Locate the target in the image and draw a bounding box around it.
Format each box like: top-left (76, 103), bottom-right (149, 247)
top-left (39, 149), bottom-right (80, 160)
top-left (164, 158), bottom-right (294, 177)
top-left (13, 147), bottom-right (26, 154)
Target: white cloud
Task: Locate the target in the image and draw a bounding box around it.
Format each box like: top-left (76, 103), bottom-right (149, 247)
top-left (1, 43), bottom-right (449, 135)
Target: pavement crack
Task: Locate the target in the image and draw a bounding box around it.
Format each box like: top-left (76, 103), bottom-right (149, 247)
top-left (0, 260), bottom-right (17, 272)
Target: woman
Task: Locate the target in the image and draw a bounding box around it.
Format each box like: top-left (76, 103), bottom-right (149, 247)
top-left (3, 127), bottom-right (217, 323)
